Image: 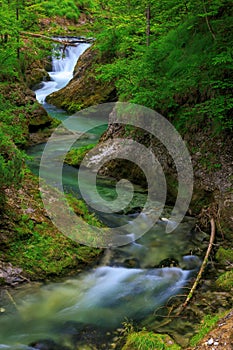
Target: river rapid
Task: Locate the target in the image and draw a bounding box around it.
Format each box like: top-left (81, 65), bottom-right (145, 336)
top-left (0, 40), bottom-right (203, 349)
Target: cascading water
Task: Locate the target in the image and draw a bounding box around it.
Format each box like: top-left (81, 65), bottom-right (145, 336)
top-left (0, 41), bottom-right (201, 349)
top-left (35, 42), bottom-right (90, 104)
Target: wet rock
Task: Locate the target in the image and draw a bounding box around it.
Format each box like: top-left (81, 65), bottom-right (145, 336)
top-left (29, 339), bottom-right (70, 350)
top-left (157, 257), bottom-right (179, 268)
top-left (0, 261), bottom-right (25, 285)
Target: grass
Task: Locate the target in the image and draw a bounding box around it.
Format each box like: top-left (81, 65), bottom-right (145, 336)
top-left (122, 330), bottom-right (180, 350)
top-left (189, 314), bottom-right (223, 347)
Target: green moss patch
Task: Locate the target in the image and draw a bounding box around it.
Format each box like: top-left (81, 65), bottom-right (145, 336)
top-left (215, 270), bottom-right (233, 291)
top-left (65, 143), bottom-right (96, 167)
top-left (216, 247), bottom-right (233, 265)
top-left (2, 172), bottom-right (103, 281)
top-left (122, 331), bottom-right (180, 350)
top-left (189, 314), bottom-right (223, 347)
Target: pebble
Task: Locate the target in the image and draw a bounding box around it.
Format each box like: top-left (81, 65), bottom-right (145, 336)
top-left (207, 338), bottom-right (214, 345)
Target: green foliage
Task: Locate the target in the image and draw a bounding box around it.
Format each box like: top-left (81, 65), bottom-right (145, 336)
top-left (216, 247), bottom-right (233, 265)
top-left (65, 143), bottom-right (97, 167)
top-left (4, 190), bottom-right (102, 278)
top-left (122, 330), bottom-right (180, 350)
top-left (6, 221), bottom-right (101, 278)
top-left (35, 0), bottom-right (80, 21)
top-left (66, 194), bottom-right (104, 227)
top-left (0, 129), bottom-right (25, 206)
top-left (94, 0), bottom-right (233, 134)
top-left (215, 270), bottom-right (233, 291)
top-left (0, 0), bottom-right (42, 80)
top-left (189, 314), bottom-right (224, 346)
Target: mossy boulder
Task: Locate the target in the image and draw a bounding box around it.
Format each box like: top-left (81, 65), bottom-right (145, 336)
top-left (0, 82), bottom-right (52, 137)
top-left (25, 57), bottom-right (51, 89)
top-left (215, 270), bottom-right (233, 291)
top-left (122, 331), bottom-right (180, 350)
top-left (46, 46), bottom-right (116, 112)
top-left (216, 247), bottom-right (233, 265)
top-left (1, 173), bottom-right (103, 282)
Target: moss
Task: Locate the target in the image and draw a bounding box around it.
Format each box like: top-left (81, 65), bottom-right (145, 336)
top-left (2, 172), bottom-right (103, 281)
top-left (4, 214), bottom-right (102, 280)
top-left (216, 247), bottom-right (233, 265)
top-left (66, 193), bottom-right (104, 228)
top-left (215, 270), bottom-right (233, 291)
top-left (65, 143), bottom-right (96, 167)
top-left (189, 313), bottom-right (224, 346)
top-left (122, 331), bottom-right (180, 350)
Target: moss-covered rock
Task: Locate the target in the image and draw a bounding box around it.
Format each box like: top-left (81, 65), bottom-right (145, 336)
top-left (0, 82), bottom-right (52, 140)
top-left (215, 270), bottom-right (233, 291)
top-left (216, 247), bottom-right (233, 265)
top-left (0, 172), bottom-right (103, 283)
top-left (122, 331), bottom-right (180, 350)
top-left (26, 65), bottom-right (50, 89)
top-left (65, 143), bottom-right (96, 167)
top-left (46, 46), bottom-right (116, 112)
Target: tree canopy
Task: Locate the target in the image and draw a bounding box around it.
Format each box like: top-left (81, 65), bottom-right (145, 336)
top-left (93, 0), bottom-right (233, 133)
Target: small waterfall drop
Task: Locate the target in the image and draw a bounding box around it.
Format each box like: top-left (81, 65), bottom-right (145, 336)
top-left (35, 42), bottom-right (90, 104)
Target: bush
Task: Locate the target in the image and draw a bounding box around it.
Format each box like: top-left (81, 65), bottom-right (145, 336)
top-left (0, 130), bottom-right (24, 206)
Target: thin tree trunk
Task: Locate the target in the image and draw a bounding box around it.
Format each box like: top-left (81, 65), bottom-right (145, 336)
top-left (202, 0), bottom-right (216, 41)
top-left (16, 0), bottom-right (20, 59)
top-left (146, 2), bottom-right (151, 47)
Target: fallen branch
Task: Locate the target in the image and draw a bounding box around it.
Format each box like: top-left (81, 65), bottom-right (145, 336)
top-left (176, 218), bottom-right (216, 315)
top-left (20, 32), bottom-right (90, 46)
top-left (5, 289), bottom-right (19, 311)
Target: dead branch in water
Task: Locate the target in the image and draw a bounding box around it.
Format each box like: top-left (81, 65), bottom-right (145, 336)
top-left (5, 289), bottom-right (18, 311)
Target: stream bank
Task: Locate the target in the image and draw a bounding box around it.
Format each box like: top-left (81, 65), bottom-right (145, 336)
top-left (0, 43), bottom-right (104, 285)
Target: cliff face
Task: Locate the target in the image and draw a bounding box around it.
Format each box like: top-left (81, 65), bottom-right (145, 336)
top-left (46, 46), bottom-right (117, 113)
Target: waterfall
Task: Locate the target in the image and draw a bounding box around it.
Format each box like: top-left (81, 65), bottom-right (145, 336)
top-left (35, 42), bottom-right (90, 104)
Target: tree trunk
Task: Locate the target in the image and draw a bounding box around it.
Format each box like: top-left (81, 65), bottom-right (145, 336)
top-left (146, 2), bottom-right (151, 47)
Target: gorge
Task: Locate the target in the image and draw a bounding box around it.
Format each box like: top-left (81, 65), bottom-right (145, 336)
top-left (0, 41), bottom-right (206, 350)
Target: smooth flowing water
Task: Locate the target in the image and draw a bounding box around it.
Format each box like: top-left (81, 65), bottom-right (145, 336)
top-left (0, 42), bottom-right (201, 349)
top-left (36, 41), bottom-right (90, 104)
